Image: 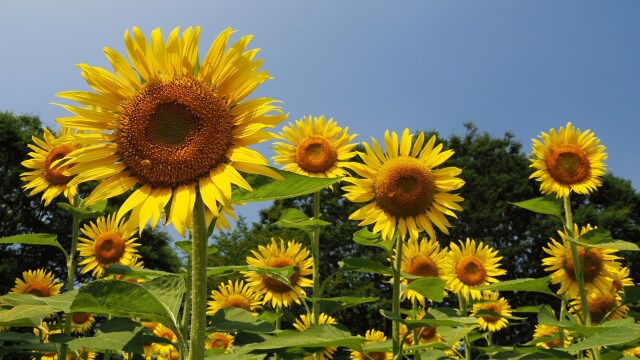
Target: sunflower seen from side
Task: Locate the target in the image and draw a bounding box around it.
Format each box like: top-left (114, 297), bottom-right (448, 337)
top-left (569, 290), bottom-right (628, 325)
top-left (350, 329), bottom-right (392, 360)
top-left (77, 214), bottom-right (140, 278)
top-left (56, 26), bottom-right (286, 236)
top-left (204, 332), bottom-right (234, 352)
top-left (395, 237), bottom-right (447, 305)
top-left (442, 239), bottom-right (506, 300)
top-left (611, 266), bottom-right (634, 293)
top-left (10, 269), bottom-right (63, 297)
top-left (532, 324), bottom-right (572, 349)
top-left (206, 279), bottom-right (262, 316)
top-left (343, 129), bottom-right (464, 241)
top-left (293, 313), bottom-right (338, 360)
top-left (272, 115), bottom-right (357, 178)
top-left (470, 291), bottom-right (512, 332)
top-left (530, 122), bottom-right (607, 198)
top-left (69, 312), bottom-right (96, 334)
top-left (243, 238), bottom-right (313, 308)
top-left (151, 323), bottom-right (179, 357)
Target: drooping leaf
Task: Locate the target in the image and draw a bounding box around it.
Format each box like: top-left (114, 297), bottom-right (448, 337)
top-left (0, 233), bottom-right (66, 257)
top-left (0, 305), bottom-right (59, 327)
top-left (208, 307), bottom-right (275, 333)
top-left (406, 277), bottom-right (447, 302)
top-left (57, 199), bottom-right (107, 220)
top-left (238, 324), bottom-right (365, 353)
top-left (510, 196), bottom-right (562, 219)
top-left (338, 257), bottom-right (392, 276)
top-left (139, 275), bottom-right (185, 321)
top-left (476, 277), bottom-right (555, 296)
top-left (379, 309), bottom-right (477, 327)
top-left (232, 168), bottom-right (341, 202)
top-left (352, 228), bottom-right (392, 253)
top-left (67, 317), bottom-right (145, 353)
top-left (564, 324), bottom-right (640, 352)
top-left (569, 229), bottom-right (640, 251)
top-left (276, 208), bottom-right (331, 232)
top-left (103, 265), bottom-right (175, 280)
top-left (207, 265), bottom-right (249, 277)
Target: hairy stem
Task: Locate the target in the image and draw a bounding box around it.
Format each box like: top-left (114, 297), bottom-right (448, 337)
top-left (188, 191), bottom-right (208, 360)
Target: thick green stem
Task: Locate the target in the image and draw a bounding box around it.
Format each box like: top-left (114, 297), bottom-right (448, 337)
top-left (188, 191), bottom-right (208, 360)
top-left (180, 246), bottom-right (192, 339)
top-left (459, 295), bottom-right (471, 360)
top-left (392, 230), bottom-right (403, 360)
top-left (488, 332), bottom-right (494, 360)
top-left (59, 196), bottom-right (81, 360)
top-left (312, 191), bottom-right (321, 324)
top-left (558, 299), bottom-right (566, 347)
top-left (412, 297), bottom-right (422, 360)
top-left (563, 196), bottom-right (590, 326)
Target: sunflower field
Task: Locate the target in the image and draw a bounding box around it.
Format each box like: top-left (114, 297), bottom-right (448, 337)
top-left (1, 26), bottom-right (639, 360)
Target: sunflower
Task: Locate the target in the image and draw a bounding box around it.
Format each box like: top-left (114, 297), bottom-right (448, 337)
top-left (77, 214), bottom-right (140, 278)
top-left (272, 115), bottom-right (357, 178)
top-left (243, 238), bottom-right (313, 308)
top-left (343, 129), bottom-right (464, 241)
top-left (532, 324), bottom-right (572, 349)
top-left (204, 332), bottom-right (234, 352)
top-left (206, 279), bottom-right (262, 316)
top-left (69, 312), bottom-right (95, 334)
top-left (470, 291), bottom-right (512, 332)
top-left (399, 322), bottom-right (444, 347)
top-left (55, 26), bottom-right (285, 236)
top-left (611, 266), bottom-right (634, 293)
top-left (395, 237), bottom-right (447, 305)
top-left (623, 346), bottom-right (640, 357)
top-left (151, 323), bottom-right (179, 356)
top-left (442, 239), bottom-right (506, 300)
top-left (542, 224), bottom-right (620, 299)
top-left (350, 329), bottom-right (392, 360)
top-left (570, 290), bottom-right (628, 325)
top-left (293, 313), bottom-right (338, 360)
top-left (21, 127), bottom-right (80, 206)
top-left (530, 122), bottom-right (607, 198)
top-left (10, 269), bottom-right (63, 297)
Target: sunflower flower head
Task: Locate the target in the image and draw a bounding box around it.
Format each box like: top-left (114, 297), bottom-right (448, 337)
top-left (442, 239), bottom-right (506, 300)
top-left (570, 290), bottom-right (629, 325)
top-left (151, 323), bottom-right (179, 356)
top-left (530, 122), bottom-right (607, 198)
top-left (532, 324), bottom-right (572, 349)
top-left (395, 237), bottom-right (447, 305)
top-left (610, 266), bottom-right (634, 293)
top-left (206, 279), bottom-right (262, 316)
top-left (204, 332), bottom-right (234, 352)
top-left (77, 214), bottom-right (141, 278)
top-left (293, 313), bottom-right (338, 360)
top-left (10, 269), bottom-right (63, 297)
top-left (243, 238), bottom-right (313, 308)
top-left (21, 127), bottom-right (81, 206)
top-left (350, 329), bottom-right (392, 360)
top-left (69, 312), bottom-right (96, 335)
top-left (343, 129), bottom-right (464, 241)
top-left (55, 26), bottom-right (286, 236)
top-left (272, 115), bottom-right (357, 178)
top-left (470, 291), bottom-right (512, 332)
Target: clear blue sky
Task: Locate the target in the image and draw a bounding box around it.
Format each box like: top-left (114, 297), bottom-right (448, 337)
top-left (1, 1), bottom-right (639, 230)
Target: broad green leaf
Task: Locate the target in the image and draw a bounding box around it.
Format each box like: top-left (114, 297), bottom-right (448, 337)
top-left (103, 265), bottom-right (175, 280)
top-left (352, 228), bottom-right (393, 253)
top-left (510, 196), bottom-right (562, 219)
top-left (207, 265), bottom-right (248, 277)
top-left (621, 285), bottom-right (640, 305)
top-left (67, 317), bottom-right (145, 353)
top-left (206, 354), bottom-right (265, 360)
top-left (238, 324), bottom-right (365, 353)
top-left (406, 277), bottom-right (447, 302)
top-left (476, 277), bottom-right (555, 295)
top-left (491, 347), bottom-right (574, 359)
top-left (0, 233), bottom-right (66, 256)
top-left (0, 331), bottom-right (40, 342)
top-left (570, 229), bottom-right (640, 251)
top-left (338, 257), bottom-right (391, 275)
top-left (564, 324), bottom-right (640, 352)
top-left (276, 208), bottom-right (331, 232)
top-left (57, 199), bottom-right (106, 220)
top-left (139, 275), bottom-right (185, 320)
top-left (208, 308), bottom-right (275, 333)
top-left (0, 304), bottom-right (59, 327)
top-left (380, 309), bottom-right (477, 327)
top-left (305, 296), bottom-right (379, 314)
top-left (232, 168), bottom-right (341, 202)
top-left (247, 266), bottom-right (297, 288)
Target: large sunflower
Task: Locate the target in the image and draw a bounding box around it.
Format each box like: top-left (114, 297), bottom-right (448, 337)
top-left (343, 129), bottom-right (464, 241)
top-left (206, 279), bottom-right (262, 316)
top-left (243, 238), bottom-right (313, 308)
top-left (55, 26), bottom-right (285, 235)
top-left (470, 291), bottom-right (512, 332)
top-left (542, 224), bottom-right (620, 299)
top-left (272, 115), bottom-right (357, 178)
top-left (530, 122), bottom-right (607, 198)
top-left (21, 127), bottom-right (80, 206)
top-left (350, 329), bottom-right (392, 360)
top-left (442, 239), bottom-right (506, 300)
top-left (293, 313), bottom-right (338, 360)
top-left (77, 214), bottom-right (140, 278)
top-left (10, 269), bottom-right (63, 297)
top-left (395, 237), bottom-right (447, 305)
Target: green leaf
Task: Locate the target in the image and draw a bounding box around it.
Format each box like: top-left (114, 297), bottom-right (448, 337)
top-left (238, 324), bottom-right (365, 353)
top-left (57, 200), bottom-right (106, 220)
top-left (510, 196), bottom-right (562, 219)
top-left (621, 285), bottom-right (640, 305)
top-left (232, 168), bottom-right (341, 203)
top-left (0, 233), bottom-right (66, 256)
top-left (0, 331), bottom-right (40, 342)
top-left (139, 275), bottom-right (185, 320)
top-left (406, 277), bottom-right (447, 302)
top-left (276, 208), bottom-right (331, 232)
top-left (476, 277), bottom-right (555, 295)
top-left (305, 296), bottom-right (379, 314)
top-left (67, 317), bottom-right (145, 353)
top-left (102, 264), bottom-right (175, 280)
top-left (338, 257), bottom-right (392, 275)
top-left (564, 324), bottom-right (640, 352)
top-left (207, 265), bottom-right (249, 277)
top-left (175, 240), bottom-right (219, 259)
top-left (379, 309), bottom-right (477, 327)
top-left (0, 304), bottom-right (59, 327)
top-left (570, 228), bottom-right (640, 251)
top-left (208, 307), bottom-right (275, 333)
top-left (352, 228), bottom-right (392, 253)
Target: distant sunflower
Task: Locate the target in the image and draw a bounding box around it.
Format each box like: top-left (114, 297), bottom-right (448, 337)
top-left (243, 238), bottom-right (313, 308)
top-left (442, 239), bottom-right (506, 300)
top-left (69, 312), bottom-right (95, 334)
top-left (293, 313), bottom-right (338, 360)
top-left (470, 291), bottom-right (512, 332)
top-left (530, 122), bottom-right (607, 198)
top-left (10, 269), bottom-right (63, 297)
top-left (207, 279), bottom-right (262, 316)
top-left (151, 323), bottom-right (179, 356)
top-left (532, 324), bottom-right (572, 349)
top-left (542, 224), bottom-right (620, 298)
top-left (343, 129), bottom-right (464, 240)
top-left (77, 214), bottom-right (140, 278)
top-left (55, 26), bottom-right (285, 236)
top-left (350, 329), bottom-right (392, 360)
top-left (570, 291), bottom-right (628, 325)
top-left (204, 332), bottom-right (234, 352)
top-left (396, 237), bottom-right (447, 305)
top-left (272, 115), bottom-right (357, 178)
top-left (399, 311), bottom-right (444, 347)
top-left (21, 127), bottom-right (80, 206)
top-left (611, 266), bottom-right (634, 293)
top-left (623, 347), bottom-right (640, 357)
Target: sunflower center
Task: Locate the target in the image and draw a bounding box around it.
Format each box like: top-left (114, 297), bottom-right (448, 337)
top-left (419, 326), bottom-right (437, 342)
top-left (407, 256), bottom-right (439, 283)
top-left (262, 257), bottom-right (299, 293)
top-left (374, 156), bottom-right (435, 217)
top-left (563, 248), bottom-right (604, 282)
top-left (72, 312), bottom-right (91, 324)
top-left (589, 293), bottom-right (616, 324)
top-left (455, 256), bottom-right (487, 286)
top-left (23, 283), bottom-right (51, 297)
top-left (224, 294), bottom-right (251, 310)
top-left (158, 330), bottom-right (174, 341)
top-left (546, 145), bottom-right (591, 185)
top-left (208, 336), bottom-right (230, 349)
top-left (295, 136), bottom-right (338, 173)
top-left (367, 352), bottom-right (388, 360)
top-left (118, 76), bottom-right (233, 188)
top-left (479, 303), bottom-right (502, 323)
top-left (94, 232), bottom-right (126, 264)
top-left (43, 144), bottom-right (77, 185)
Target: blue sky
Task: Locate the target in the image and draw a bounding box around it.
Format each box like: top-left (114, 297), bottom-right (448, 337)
top-left (1, 1), bottom-right (639, 229)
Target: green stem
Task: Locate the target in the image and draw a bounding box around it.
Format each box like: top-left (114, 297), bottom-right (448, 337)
top-left (312, 191), bottom-right (321, 324)
top-left (275, 307), bottom-right (282, 360)
top-left (188, 191), bottom-right (208, 360)
top-left (563, 196), bottom-right (590, 326)
top-left (412, 297), bottom-right (422, 360)
top-left (60, 196), bottom-right (81, 360)
top-left (459, 295), bottom-right (471, 360)
top-left (558, 299), bottom-right (567, 347)
top-left (392, 230), bottom-right (403, 360)
top-left (180, 243), bottom-right (193, 340)
top-left (488, 332), bottom-right (493, 360)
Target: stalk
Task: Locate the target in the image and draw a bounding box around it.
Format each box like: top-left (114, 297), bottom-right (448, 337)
top-left (459, 295), bottom-right (471, 360)
top-left (392, 229), bottom-right (403, 360)
top-left (412, 297), bottom-right (422, 360)
top-left (563, 196), bottom-right (590, 325)
top-left (59, 195), bottom-right (81, 360)
top-left (311, 191), bottom-right (322, 360)
top-left (188, 191), bottom-right (208, 360)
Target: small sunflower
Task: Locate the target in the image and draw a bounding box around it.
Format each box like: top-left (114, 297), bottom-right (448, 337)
top-left (21, 127), bottom-right (81, 206)
top-left (532, 324), bottom-right (572, 349)
top-left (32, 322), bottom-right (61, 360)
top-left (395, 237), bottom-right (447, 305)
top-left (350, 329), bottom-right (392, 360)
top-left (10, 269), bottom-right (63, 297)
top-left (470, 291), bottom-right (512, 332)
top-left (56, 26), bottom-right (286, 236)
top-left (530, 122), bottom-right (607, 198)
top-left (77, 214), bottom-right (140, 278)
top-left (243, 238), bottom-right (313, 308)
top-left (343, 129), bottom-right (464, 241)
top-left (69, 312), bottom-right (95, 334)
top-left (542, 224), bottom-right (620, 299)
top-left (151, 323), bottom-right (179, 356)
top-left (442, 239), bottom-right (506, 300)
top-left (399, 323), bottom-right (444, 347)
top-left (570, 291), bottom-right (628, 325)
top-left (623, 346), bottom-right (640, 357)
top-left (293, 313), bottom-right (338, 360)
top-left (206, 279), bottom-right (262, 316)
top-left (204, 332), bottom-right (234, 352)
top-left (611, 266), bottom-right (634, 293)
top-left (272, 115), bottom-right (357, 178)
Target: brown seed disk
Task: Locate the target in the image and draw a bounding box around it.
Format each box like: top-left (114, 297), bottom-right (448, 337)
top-left (262, 257), bottom-right (300, 293)
top-left (44, 144), bottom-right (77, 185)
top-left (455, 255), bottom-right (487, 286)
top-left (23, 283), bottom-right (51, 297)
top-left (479, 303), bottom-right (502, 323)
top-left (295, 136), bottom-right (338, 173)
top-left (94, 232), bottom-right (126, 264)
top-left (224, 295), bottom-right (251, 310)
top-left (563, 248), bottom-right (604, 282)
top-left (546, 144), bottom-right (590, 185)
top-left (588, 293), bottom-right (617, 324)
top-left (407, 255), bottom-right (439, 283)
top-left (72, 312), bottom-right (91, 324)
top-left (374, 156), bottom-right (435, 217)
